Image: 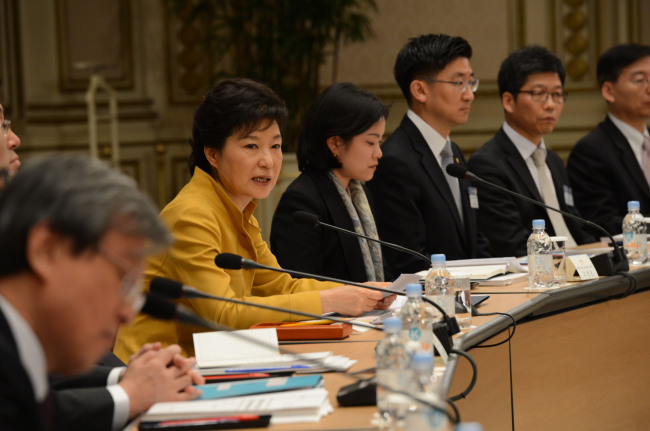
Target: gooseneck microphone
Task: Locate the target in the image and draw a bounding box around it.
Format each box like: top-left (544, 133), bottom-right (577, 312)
top-left (445, 163), bottom-right (629, 274)
top-left (292, 210), bottom-right (432, 267)
top-left (150, 276), bottom-right (380, 331)
top-left (214, 253), bottom-right (461, 352)
top-left (141, 293), bottom-right (228, 331)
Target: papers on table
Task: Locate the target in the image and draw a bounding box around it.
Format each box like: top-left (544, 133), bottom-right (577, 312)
top-left (447, 264), bottom-right (508, 280)
top-left (193, 328), bottom-right (356, 374)
top-left (380, 273), bottom-right (421, 297)
top-left (447, 256), bottom-right (527, 273)
top-left (141, 388), bottom-right (333, 424)
top-left (143, 332), bottom-right (339, 426)
top-left (477, 272), bottom-right (529, 286)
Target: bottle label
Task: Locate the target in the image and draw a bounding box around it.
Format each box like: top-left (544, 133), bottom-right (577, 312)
top-left (403, 328), bottom-right (433, 354)
top-left (529, 254), bottom-right (554, 287)
top-left (624, 232), bottom-right (647, 253)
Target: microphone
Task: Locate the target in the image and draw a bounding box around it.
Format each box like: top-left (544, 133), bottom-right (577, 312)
top-left (141, 293), bottom-right (227, 331)
top-left (149, 276), bottom-right (378, 332)
top-left (214, 253), bottom-right (461, 352)
top-left (445, 164), bottom-right (629, 275)
top-left (292, 210), bottom-right (431, 267)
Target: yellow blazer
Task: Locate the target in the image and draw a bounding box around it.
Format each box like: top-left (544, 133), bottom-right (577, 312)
top-left (114, 168), bottom-right (336, 359)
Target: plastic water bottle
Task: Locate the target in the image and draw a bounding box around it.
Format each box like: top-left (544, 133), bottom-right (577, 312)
top-left (405, 352), bottom-right (446, 430)
top-left (375, 317), bottom-right (411, 428)
top-left (424, 254), bottom-right (455, 318)
top-left (396, 283), bottom-right (436, 355)
top-left (622, 200), bottom-right (648, 264)
top-left (527, 219), bottom-right (554, 289)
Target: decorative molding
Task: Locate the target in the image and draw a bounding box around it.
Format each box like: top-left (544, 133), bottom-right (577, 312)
top-left (55, 0), bottom-right (134, 92)
top-left (552, 0), bottom-right (599, 89)
top-left (25, 98), bottom-right (157, 124)
top-left (165, 2), bottom-right (214, 105)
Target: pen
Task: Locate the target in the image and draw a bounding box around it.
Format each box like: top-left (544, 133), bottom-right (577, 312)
top-left (280, 319), bottom-right (336, 327)
top-left (156, 415), bottom-right (261, 426)
top-left (224, 365), bottom-right (310, 373)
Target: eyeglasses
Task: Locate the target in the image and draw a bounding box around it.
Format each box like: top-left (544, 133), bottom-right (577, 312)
top-left (630, 77), bottom-right (650, 88)
top-left (423, 78), bottom-right (479, 93)
top-left (98, 247), bottom-right (145, 307)
top-left (518, 90), bottom-right (568, 104)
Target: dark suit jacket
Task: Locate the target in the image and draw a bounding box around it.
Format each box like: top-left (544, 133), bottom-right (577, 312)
top-left (1, 307), bottom-right (116, 431)
top-left (50, 365), bottom-right (115, 431)
top-left (270, 168), bottom-right (387, 282)
top-left (468, 127), bottom-right (594, 257)
top-left (0, 308), bottom-right (50, 431)
top-left (367, 115), bottom-right (491, 275)
top-left (567, 116), bottom-right (650, 235)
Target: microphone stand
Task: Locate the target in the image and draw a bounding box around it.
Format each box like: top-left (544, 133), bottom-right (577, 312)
top-left (293, 211), bottom-right (431, 266)
top-left (449, 165), bottom-right (629, 275)
top-left (150, 277), bottom-right (380, 332)
top-left (215, 254), bottom-right (461, 352)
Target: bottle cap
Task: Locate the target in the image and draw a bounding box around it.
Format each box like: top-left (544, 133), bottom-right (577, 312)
top-left (405, 283), bottom-right (422, 296)
top-left (628, 200), bottom-right (640, 211)
top-left (411, 351), bottom-right (433, 371)
top-left (455, 422), bottom-right (484, 431)
top-left (532, 219), bottom-right (545, 229)
top-left (430, 253), bottom-right (446, 264)
top-left (382, 317), bottom-right (402, 333)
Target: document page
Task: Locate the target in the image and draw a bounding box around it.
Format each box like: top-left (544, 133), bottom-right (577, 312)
top-left (193, 328), bottom-right (280, 368)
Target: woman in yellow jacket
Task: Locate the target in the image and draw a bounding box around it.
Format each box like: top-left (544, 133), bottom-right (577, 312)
top-left (115, 79), bottom-right (393, 359)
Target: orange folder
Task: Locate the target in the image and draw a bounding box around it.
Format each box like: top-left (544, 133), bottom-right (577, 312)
top-left (249, 322), bottom-right (353, 340)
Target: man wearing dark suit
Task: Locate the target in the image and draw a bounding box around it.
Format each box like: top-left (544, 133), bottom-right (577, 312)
top-left (0, 155), bottom-right (203, 430)
top-left (368, 34), bottom-right (490, 275)
top-left (568, 43), bottom-right (650, 235)
top-left (468, 46), bottom-right (594, 257)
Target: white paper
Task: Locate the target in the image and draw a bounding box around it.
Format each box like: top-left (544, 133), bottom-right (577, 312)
top-left (447, 257), bottom-right (527, 273)
top-left (193, 328), bottom-right (280, 368)
top-left (381, 273), bottom-right (422, 297)
top-left (566, 254), bottom-right (599, 281)
top-left (141, 388), bottom-right (332, 424)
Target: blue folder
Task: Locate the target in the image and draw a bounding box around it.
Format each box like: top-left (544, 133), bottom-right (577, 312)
top-left (197, 374), bottom-right (324, 400)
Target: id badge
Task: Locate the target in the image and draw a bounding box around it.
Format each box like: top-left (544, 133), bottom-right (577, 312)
top-left (563, 184), bottom-right (574, 206)
top-left (468, 186), bottom-right (479, 209)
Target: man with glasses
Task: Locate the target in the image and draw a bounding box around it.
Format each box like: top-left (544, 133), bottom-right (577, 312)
top-left (0, 155), bottom-right (204, 430)
top-left (568, 43), bottom-right (650, 235)
top-left (467, 46), bottom-right (594, 257)
top-left (368, 34), bottom-right (490, 275)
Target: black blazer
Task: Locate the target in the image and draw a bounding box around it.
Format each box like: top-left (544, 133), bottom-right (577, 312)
top-left (270, 168), bottom-right (386, 282)
top-left (0, 308), bottom-right (49, 431)
top-left (468, 127), bottom-right (594, 257)
top-left (50, 364), bottom-right (115, 431)
top-left (568, 116), bottom-right (650, 235)
top-left (367, 115), bottom-right (491, 275)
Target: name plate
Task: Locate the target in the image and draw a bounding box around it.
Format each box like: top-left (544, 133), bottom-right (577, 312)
top-left (566, 254), bottom-right (599, 281)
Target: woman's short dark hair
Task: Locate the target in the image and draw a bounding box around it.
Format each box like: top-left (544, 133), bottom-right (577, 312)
top-left (188, 78), bottom-right (288, 175)
top-left (297, 82), bottom-right (389, 172)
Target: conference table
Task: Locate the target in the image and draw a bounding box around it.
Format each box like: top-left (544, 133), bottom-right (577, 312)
top-left (246, 261), bottom-right (650, 431)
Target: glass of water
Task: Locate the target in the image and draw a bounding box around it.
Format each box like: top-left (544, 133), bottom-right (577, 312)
top-left (454, 277), bottom-right (473, 329)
